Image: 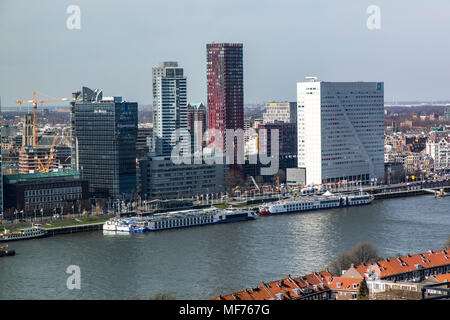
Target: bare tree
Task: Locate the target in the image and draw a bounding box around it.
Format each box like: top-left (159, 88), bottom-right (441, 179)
top-left (328, 252), bottom-right (354, 276)
top-left (226, 167), bottom-right (244, 194)
top-left (328, 242), bottom-right (380, 276)
top-left (146, 291), bottom-right (176, 300)
top-left (444, 235), bottom-right (450, 250)
top-left (350, 242), bottom-right (380, 265)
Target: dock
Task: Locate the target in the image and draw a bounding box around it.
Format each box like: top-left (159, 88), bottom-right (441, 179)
top-left (372, 186), bottom-right (450, 200)
top-left (43, 222), bottom-right (104, 236)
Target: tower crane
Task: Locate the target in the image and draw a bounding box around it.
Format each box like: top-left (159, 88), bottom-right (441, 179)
top-left (16, 91), bottom-right (68, 147)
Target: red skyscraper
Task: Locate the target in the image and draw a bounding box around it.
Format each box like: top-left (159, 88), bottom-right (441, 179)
top-left (207, 43), bottom-right (244, 159)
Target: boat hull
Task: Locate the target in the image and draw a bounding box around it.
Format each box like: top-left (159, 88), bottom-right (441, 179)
top-left (0, 233), bottom-right (48, 242)
top-left (261, 197), bottom-right (373, 216)
top-left (147, 215), bottom-right (255, 232)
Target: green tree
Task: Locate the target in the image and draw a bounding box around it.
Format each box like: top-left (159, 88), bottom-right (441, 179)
top-left (357, 279), bottom-right (369, 299)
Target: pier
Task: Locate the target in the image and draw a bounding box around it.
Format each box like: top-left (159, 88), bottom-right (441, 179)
top-left (43, 223), bottom-right (104, 236)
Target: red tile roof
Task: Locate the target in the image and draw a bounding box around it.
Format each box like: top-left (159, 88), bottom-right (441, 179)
top-left (211, 271), bottom-right (332, 300)
top-left (211, 250), bottom-right (450, 300)
top-left (434, 273), bottom-right (450, 283)
top-left (355, 249), bottom-right (450, 279)
top-left (327, 276), bottom-right (361, 291)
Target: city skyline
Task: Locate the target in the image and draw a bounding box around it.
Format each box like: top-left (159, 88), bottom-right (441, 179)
top-left (3, 1), bottom-right (450, 108)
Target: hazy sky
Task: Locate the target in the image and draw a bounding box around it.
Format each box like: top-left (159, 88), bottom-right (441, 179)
top-left (2, 0), bottom-right (450, 108)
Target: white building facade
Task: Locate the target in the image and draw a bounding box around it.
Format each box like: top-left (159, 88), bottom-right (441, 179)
top-left (426, 132), bottom-right (449, 171)
top-left (152, 61), bottom-right (188, 156)
top-left (297, 78), bottom-right (384, 185)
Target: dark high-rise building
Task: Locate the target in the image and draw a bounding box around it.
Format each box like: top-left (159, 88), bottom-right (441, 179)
top-left (71, 87), bottom-right (138, 199)
top-left (187, 103), bottom-right (207, 153)
top-left (207, 43), bottom-right (244, 161)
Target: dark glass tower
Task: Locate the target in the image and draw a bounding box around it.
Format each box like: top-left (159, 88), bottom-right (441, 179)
top-left (207, 43), bottom-right (244, 157)
top-left (71, 87), bottom-right (138, 199)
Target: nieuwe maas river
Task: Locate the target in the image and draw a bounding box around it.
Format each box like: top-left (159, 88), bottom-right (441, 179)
top-left (0, 195), bottom-right (449, 300)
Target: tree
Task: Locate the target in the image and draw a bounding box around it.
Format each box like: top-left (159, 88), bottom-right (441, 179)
top-left (226, 167), bottom-right (244, 194)
top-left (444, 235), bottom-right (450, 250)
top-left (146, 291), bottom-right (176, 300)
top-left (328, 242), bottom-right (380, 276)
top-left (328, 252), bottom-right (354, 276)
top-left (357, 279), bottom-right (369, 299)
top-left (273, 169), bottom-right (286, 185)
top-left (350, 242), bottom-right (380, 265)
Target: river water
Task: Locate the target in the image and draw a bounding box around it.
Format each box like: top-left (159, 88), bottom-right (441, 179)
top-left (0, 195), bottom-right (449, 300)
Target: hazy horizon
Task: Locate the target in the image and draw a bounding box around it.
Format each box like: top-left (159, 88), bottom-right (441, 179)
top-left (2, 0), bottom-right (450, 109)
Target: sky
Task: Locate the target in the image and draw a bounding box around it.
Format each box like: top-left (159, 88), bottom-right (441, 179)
top-left (1, 0), bottom-right (450, 108)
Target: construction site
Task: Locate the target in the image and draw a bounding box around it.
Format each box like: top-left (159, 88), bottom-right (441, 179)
top-left (3, 91), bottom-right (71, 175)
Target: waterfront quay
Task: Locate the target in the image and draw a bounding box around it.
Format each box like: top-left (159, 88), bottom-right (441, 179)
top-left (1, 179), bottom-right (448, 239)
top-left (1, 194), bottom-right (448, 300)
top-left (43, 223), bottom-right (104, 236)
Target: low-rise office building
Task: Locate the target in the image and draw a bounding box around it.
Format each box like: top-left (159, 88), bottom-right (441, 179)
top-left (140, 155), bottom-right (226, 200)
top-left (3, 170), bottom-right (89, 217)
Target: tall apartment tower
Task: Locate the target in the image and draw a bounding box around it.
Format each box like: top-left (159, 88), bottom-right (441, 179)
top-left (71, 87), bottom-right (138, 199)
top-left (207, 43), bottom-right (244, 161)
top-left (297, 78), bottom-right (384, 185)
top-left (152, 61), bottom-right (187, 156)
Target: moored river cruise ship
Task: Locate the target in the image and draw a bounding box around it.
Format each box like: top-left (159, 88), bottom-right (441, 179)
top-left (103, 208), bottom-right (257, 233)
top-left (259, 191), bottom-right (374, 216)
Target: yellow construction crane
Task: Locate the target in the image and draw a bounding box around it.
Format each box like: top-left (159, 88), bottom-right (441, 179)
top-left (16, 91), bottom-right (68, 147)
top-left (36, 135), bottom-right (59, 173)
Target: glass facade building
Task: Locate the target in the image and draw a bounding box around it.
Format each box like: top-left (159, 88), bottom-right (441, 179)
top-left (207, 43), bottom-right (244, 156)
top-left (71, 87), bottom-right (138, 199)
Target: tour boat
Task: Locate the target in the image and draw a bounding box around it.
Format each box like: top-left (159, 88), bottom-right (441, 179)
top-left (0, 224), bottom-right (48, 242)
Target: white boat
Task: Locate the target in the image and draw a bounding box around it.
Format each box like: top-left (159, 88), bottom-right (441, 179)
top-left (0, 224), bottom-right (48, 242)
top-left (259, 191), bottom-right (374, 216)
top-left (146, 207), bottom-right (256, 232)
top-left (102, 219), bottom-right (132, 232)
top-left (102, 208), bottom-right (257, 233)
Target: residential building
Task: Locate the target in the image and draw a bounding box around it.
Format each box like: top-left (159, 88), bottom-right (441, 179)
top-left (152, 61), bottom-right (187, 156)
top-left (71, 87), bottom-right (138, 199)
top-left (207, 43), bottom-right (244, 164)
top-left (211, 270), bottom-right (332, 301)
top-left (355, 249), bottom-right (450, 283)
top-left (426, 132), bottom-right (449, 172)
top-left (297, 78), bottom-right (384, 185)
top-left (211, 249), bottom-right (450, 301)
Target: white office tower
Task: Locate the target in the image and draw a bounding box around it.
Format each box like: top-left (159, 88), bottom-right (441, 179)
top-left (297, 78), bottom-right (384, 185)
top-left (152, 61), bottom-right (188, 156)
